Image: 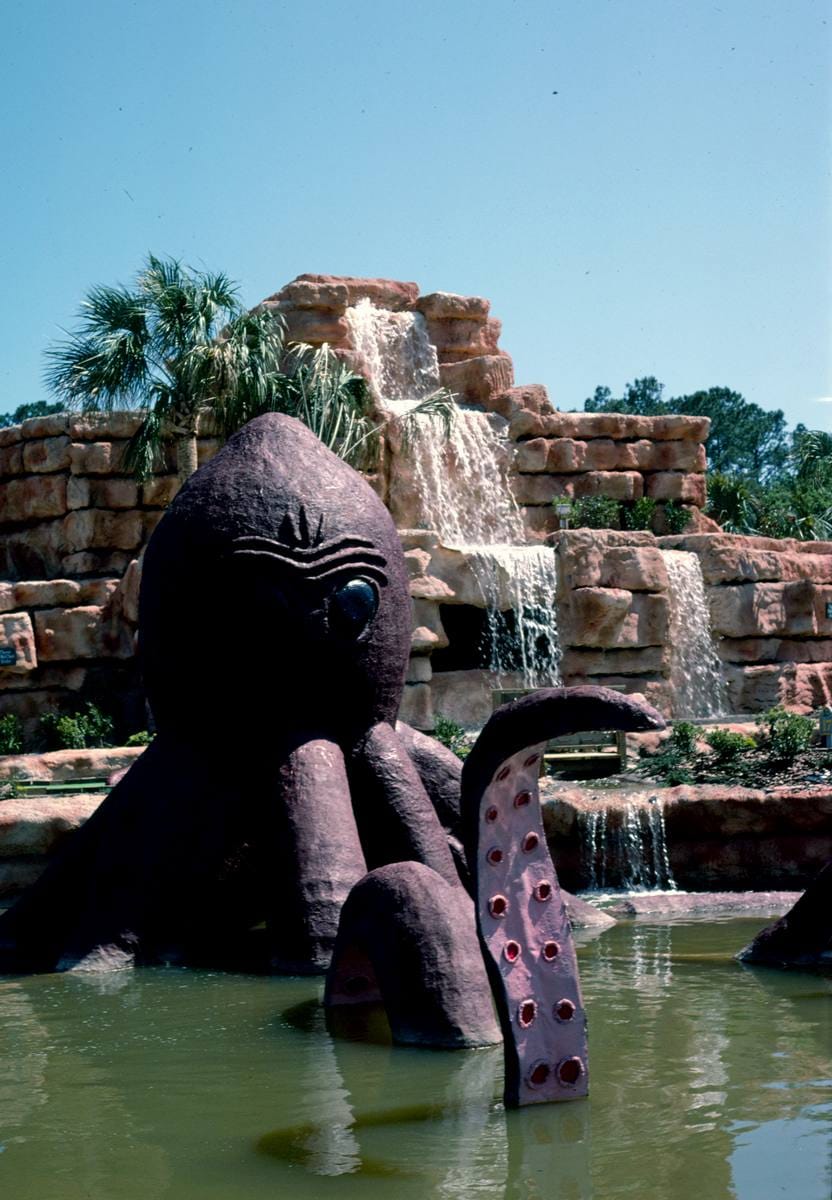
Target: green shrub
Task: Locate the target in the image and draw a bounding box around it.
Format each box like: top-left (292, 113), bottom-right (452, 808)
top-left (567, 496), bottom-right (622, 529)
top-left (125, 730), bottom-right (154, 746)
top-left (622, 497), bottom-right (657, 531)
top-left (37, 703), bottom-right (114, 752)
top-left (668, 721), bottom-right (699, 757)
top-left (663, 500), bottom-right (692, 534)
top-left (638, 721), bottom-right (699, 784)
top-left (0, 713), bottom-right (24, 756)
top-left (756, 707), bottom-right (814, 764)
top-left (704, 728), bottom-right (755, 766)
top-left (432, 714), bottom-right (469, 760)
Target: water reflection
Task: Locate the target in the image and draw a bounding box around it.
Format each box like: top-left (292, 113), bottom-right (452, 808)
top-left (0, 920), bottom-right (828, 1200)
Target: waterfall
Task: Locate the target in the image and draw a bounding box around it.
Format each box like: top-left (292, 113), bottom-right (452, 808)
top-left (662, 549), bottom-right (727, 718)
top-left (346, 297), bottom-right (440, 404)
top-left (579, 799), bottom-right (677, 892)
top-left (402, 407), bottom-right (525, 545)
top-left (345, 300), bottom-right (561, 688)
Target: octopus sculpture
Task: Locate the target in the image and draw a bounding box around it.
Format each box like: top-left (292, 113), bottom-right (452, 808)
top-left (0, 413), bottom-right (665, 1105)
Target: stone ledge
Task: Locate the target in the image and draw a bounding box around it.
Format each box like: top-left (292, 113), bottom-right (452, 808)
top-left (514, 470), bottom-right (643, 505)
top-left (515, 437), bottom-right (706, 475)
top-left (279, 273), bottom-right (420, 311)
top-left (0, 793), bottom-right (103, 856)
top-left (439, 355), bottom-right (514, 407)
top-left (0, 746), bottom-right (144, 782)
top-left (510, 411), bottom-right (711, 443)
top-left (413, 292), bottom-right (490, 320)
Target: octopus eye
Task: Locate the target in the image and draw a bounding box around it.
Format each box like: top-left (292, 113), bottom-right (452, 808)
top-left (329, 579), bottom-right (378, 640)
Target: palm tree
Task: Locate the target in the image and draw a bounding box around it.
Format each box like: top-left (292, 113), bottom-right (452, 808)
top-left (793, 428), bottom-right (832, 488)
top-left (45, 255), bottom-right (286, 482)
top-left (46, 254), bottom-right (457, 485)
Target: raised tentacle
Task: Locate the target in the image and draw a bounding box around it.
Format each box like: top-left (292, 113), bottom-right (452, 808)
top-left (348, 722), bottom-right (460, 889)
top-left (462, 685), bottom-right (665, 1106)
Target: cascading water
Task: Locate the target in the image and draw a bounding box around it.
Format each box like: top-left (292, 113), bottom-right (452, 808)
top-left (661, 549), bottom-right (727, 718)
top-left (580, 799), bottom-right (677, 893)
top-left (346, 298), bottom-right (440, 406)
top-left (346, 299), bottom-right (561, 687)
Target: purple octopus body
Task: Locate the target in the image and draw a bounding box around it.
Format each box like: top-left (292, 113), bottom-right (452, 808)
top-left (0, 412), bottom-right (667, 1107)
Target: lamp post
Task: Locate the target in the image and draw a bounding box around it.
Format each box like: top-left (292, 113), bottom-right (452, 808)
top-left (555, 500), bottom-right (572, 531)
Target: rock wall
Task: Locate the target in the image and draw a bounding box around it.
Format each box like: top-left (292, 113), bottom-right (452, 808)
top-left (543, 784), bottom-right (832, 892)
top-left (509, 411), bottom-right (711, 537)
top-left (2, 274), bottom-right (830, 738)
top-left (662, 533), bottom-right (832, 712)
top-left (0, 413), bottom-right (220, 736)
top-left (405, 528), bottom-right (832, 729)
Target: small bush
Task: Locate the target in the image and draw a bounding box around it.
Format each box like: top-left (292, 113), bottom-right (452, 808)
top-left (668, 721), bottom-right (699, 757)
top-left (622, 497), bottom-right (657, 531)
top-left (663, 500), bottom-right (692, 534)
top-left (639, 721), bottom-right (699, 785)
top-left (125, 730), bottom-right (154, 747)
top-left (0, 713), bottom-right (24, 756)
top-left (567, 496), bottom-right (622, 529)
top-left (756, 707), bottom-right (814, 764)
top-left (704, 728), bottom-right (755, 766)
top-left (37, 703), bottom-right (114, 752)
top-left (432, 714), bottom-right (469, 760)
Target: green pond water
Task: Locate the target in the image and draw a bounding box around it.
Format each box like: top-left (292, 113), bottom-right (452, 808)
top-left (0, 917), bottom-right (829, 1200)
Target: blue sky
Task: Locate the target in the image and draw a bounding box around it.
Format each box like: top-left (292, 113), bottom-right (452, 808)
top-left (1, 0), bottom-right (829, 429)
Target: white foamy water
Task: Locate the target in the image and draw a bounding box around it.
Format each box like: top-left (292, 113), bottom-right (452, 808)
top-left (346, 300), bottom-right (561, 686)
top-left (346, 298), bottom-right (440, 405)
top-left (580, 800), bottom-right (677, 892)
top-left (662, 549), bottom-right (727, 718)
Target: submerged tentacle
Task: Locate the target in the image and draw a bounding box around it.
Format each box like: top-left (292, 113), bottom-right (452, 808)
top-left (0, 738), bottom-right (264, 973)
top-left (325, 861), bottom-right (501, 1048)
top-left (462, 685), bottom-right (665, 1107)
top-left (737, 859), bottom-right (832, 967)
top-left (267, 734), bottom-right (368, 974)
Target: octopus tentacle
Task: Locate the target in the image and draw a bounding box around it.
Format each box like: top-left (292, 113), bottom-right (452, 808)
top-left (348, 722), bottom-right (460, 889)
top-left (462, 685), bottom-right (665, 1106)
top-left (325, 861), bottom-right (501, 1048)
top-left (267, 734), bottom-right (367, 974)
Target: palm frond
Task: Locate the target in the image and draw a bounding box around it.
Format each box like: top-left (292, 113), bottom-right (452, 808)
top-left (123, 408), bottom-right (167, 481)
top-left (280, 343), bottom-right (381, 468)
top-left (399, 387), bottom-right (457, 451)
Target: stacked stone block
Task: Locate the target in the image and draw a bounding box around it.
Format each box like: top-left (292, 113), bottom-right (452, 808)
top-left (550, 530), bottom-right (673, 714)
top-left (0, 413), bottom-right (220, 734)
top-left (661, 533), bottom-right (832, 712)
top-left (262, 273), bottom-right (552, 421)
top-left (509, 411), bottom-right (710, 536)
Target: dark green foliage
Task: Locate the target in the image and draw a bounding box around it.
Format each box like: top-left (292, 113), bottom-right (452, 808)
top-left (567, 496), bottom-right (621, 529)
top-left (125, 730), bottom-right (154, 746)
top-left (638, 722), bottom-right (699, 785)
top-left (432, 714), bottom-right (469, 760)
top-left (0, 401), bottom-right (65, 428)
top-left (756, 707), bottom-right (815, 764)
top-left (662, 500), bottom-right (691, 534)
top-left (668, 721), bottom-right (698, 757)
top-left (37, 703), bottom-right (114, 752)
top-left (0, 713), bottom-right (24, 755)
top-left (621, 496), bottom-right (657, 531)
top-left (704, 728), bottom-right (755, 766)
top-left (45, 254), bottom-right (287, 481)
top-left (639, 711), bottom-right (819, 785)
